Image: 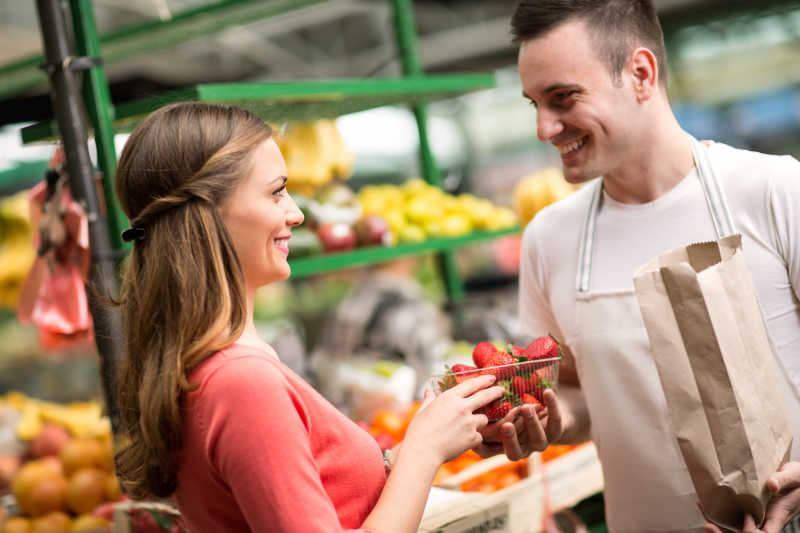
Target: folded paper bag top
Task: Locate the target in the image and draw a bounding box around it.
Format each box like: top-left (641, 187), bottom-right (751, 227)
top-left (633, 234), bottom-right (792, 532)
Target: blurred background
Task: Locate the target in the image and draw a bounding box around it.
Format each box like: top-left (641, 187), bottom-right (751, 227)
top-left (0, 2), bottom-right (799, 530)
top-left (2, 0), bottom-right (800, 401)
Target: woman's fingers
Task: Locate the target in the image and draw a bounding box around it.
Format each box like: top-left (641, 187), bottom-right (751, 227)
top-left (448, 374), bottom-right (496, 397)
top-left (465, 385), bottom-right (505, 411)
top-left (472, 412), bottom-right (489, 430)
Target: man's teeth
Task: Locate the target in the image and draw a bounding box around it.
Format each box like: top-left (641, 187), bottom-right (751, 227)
top-left (275, 238), bottom-right (289, 248)
top-left (559, 138), bottom-right (585, 154)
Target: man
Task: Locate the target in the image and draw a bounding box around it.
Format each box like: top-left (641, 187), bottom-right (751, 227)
top-left (485, 1), bottom-right (800, 532)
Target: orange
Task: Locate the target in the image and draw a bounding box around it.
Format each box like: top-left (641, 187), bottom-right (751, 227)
top-left (59, 439), bottom-right (106, 477)
top-left (30, 512), bottom-right (71, 533)
top-left (65, 468), bottom-right (107, 515)
top-left (1, 517), bottom-right (32, 533)
top-left (70, 514), bottom-right (109, 531)
top-left (104, 473), bottom-right (122, 502)
top-left (12, 461), bottom-right (63, 516)
top-left (26, 474), bottom-right (68, 517)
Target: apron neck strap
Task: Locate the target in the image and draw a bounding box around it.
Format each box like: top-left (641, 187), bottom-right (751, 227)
top-left (575, 134), bottom-right (736, 293)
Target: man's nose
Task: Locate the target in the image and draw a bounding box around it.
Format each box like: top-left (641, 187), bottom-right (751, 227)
top-left (536, 107), bottom-right (564, 144)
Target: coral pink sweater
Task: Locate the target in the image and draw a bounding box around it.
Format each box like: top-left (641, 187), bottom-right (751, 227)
top-left (173, 344), bottom-right (386, 532)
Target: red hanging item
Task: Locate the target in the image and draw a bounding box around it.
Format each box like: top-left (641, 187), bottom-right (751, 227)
top-left (17, 147), bottom-right (94, 351)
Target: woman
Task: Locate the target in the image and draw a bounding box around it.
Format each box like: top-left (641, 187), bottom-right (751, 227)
top-left (113, 102), bottom-right (503, 533)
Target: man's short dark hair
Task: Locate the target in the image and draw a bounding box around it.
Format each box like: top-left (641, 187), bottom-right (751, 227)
top-left (511, 0), bottom-right (668, 86)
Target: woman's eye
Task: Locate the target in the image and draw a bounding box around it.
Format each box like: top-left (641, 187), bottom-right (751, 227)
top-left (272, 184), bottom-right (287, 197)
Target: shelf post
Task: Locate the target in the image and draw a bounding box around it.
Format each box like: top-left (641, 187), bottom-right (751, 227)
top-left (69, 0), bottom-right (128, 256)
top-left (391, 0), bottom-right (465, 302)
top-left (34, 0), bottom-right (122, 432)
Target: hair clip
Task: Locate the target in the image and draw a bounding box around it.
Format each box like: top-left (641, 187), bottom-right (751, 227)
top-left (121, 227), bottom-right (146, 243)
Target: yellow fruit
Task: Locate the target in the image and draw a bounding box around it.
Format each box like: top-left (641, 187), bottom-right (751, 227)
top-left (70, 514), bottom-right (109, 531)
top-left (65, 468), bottom-right (107, 515)
top-left (2, 517), bottom-right (32, 533)
top-left (486, 207), bottom-right (518, 231)
top-left (30, 511), bottom-right (71, 533)
top-left (513, 166), bottom-right (575, 226)
top-left (404, 197), bottom-right (443, 225)
top-left (398, 224), bottom-right (426, 244)
top-left (16, 405), bottom-right (43, 441)
top-left (440, 214), bottom-right (473, 237)
top-left (59, 439), bottom-right (106, 477)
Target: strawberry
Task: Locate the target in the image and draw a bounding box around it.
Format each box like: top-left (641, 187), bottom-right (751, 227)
top-left (481, 351), bottom-right (516, 379)
top-left (451, 364), bottom-right (479, 383)
top-left (472, 341), bottom-right (498, 368)
top-left (522, 393), bottom-right (541, 407)
top-left (510, 345), bottom-right (524, 360)
top-left (511, 375), bottom-right (528, 396)
top-left (524, 335), bottom-right (560, 360)
top-left (477, 399), bottom-right (512, 422)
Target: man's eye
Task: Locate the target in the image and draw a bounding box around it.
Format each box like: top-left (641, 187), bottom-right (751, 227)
top-left (272, 184), bottom-right (287, 197)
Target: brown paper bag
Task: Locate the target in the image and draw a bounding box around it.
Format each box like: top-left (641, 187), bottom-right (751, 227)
top-left (633, 234), bottom-right (792, 531)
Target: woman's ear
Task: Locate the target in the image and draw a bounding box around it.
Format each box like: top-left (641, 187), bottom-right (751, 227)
top-left (629, 47), bottom-right (658, 103)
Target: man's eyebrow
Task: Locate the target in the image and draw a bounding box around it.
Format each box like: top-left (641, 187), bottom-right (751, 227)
top-left (268, 176), bottom-right (288, 186)
top-left (543, 83), bottom-right (581, 94)
top-left (523, 83), bottom-right (581, 100)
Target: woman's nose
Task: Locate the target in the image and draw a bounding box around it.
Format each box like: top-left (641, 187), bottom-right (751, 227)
top-left (286, 196), bottom-right (304, 227)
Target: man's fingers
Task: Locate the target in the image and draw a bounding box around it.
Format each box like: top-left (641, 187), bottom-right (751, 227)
top-left (522, 403), bottom-right (547, 448)
top-left (449, 374), bottom-right (496, 396)
top-left (742, 514), bottom-right (760, 533)
top-left (542, 389), bottom-right (563, 440)
top-left (474, 441), bottom-right (504, 459)
top-left (767, 461), bottom-right (800, 494)
top-left (465, 385), bottom-right (505, 411)
top-left (500, 421), bottom-right (525, 461)
top-left (761, 485), bottom-right (800, 533)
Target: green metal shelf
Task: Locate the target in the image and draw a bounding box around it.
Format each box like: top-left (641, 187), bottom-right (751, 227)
top-left (21, 74), bottom-right (495, 143)
top-left (0, 160), bottom-right (50, 196)
top-left (0, 0), bottom-right (328, 100)
top-left (288, 226), bottom-right (520, 279)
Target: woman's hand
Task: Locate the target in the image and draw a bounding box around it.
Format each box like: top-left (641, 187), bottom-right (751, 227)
top-left (403, 375), bottom-right (504, 465)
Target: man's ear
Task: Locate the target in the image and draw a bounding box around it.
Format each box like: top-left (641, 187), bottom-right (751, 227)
top-left (629, 47), bottom-right (658, 102)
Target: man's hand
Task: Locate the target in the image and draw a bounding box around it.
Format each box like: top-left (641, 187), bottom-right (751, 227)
top-left (474, 389), bottom-right (566, 461)
top-left (703, 461), bottom-right (800, 533)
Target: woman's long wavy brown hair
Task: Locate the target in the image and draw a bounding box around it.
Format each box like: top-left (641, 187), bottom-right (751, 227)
top-left (113, 102), bottom-right (272, 498)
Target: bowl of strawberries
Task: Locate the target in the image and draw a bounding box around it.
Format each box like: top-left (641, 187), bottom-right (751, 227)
top-left (430, 335), bottom-right (562, 422)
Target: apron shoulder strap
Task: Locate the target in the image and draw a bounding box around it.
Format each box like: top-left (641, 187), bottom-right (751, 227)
top-left (575, 134), bottom-right (737, 293)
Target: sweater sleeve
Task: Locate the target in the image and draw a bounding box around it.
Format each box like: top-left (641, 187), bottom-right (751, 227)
top-left (197, 356), bottom-right (375, 533)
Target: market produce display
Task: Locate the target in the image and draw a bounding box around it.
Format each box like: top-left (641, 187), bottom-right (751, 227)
top-left (290, 178), bottom-right (519, 258)
top-left (431, 336), bottom-right (561, 422)
top-left (275, 120), bottom-right (354, 196)
top-left (0, 192), bottom-right (35, 309)
top-left (358, 179), bottom-right (518, 244)
top-left (512, 166), bottom-right (576, 226)
top-left (0, 392), bottom-right (119, 532)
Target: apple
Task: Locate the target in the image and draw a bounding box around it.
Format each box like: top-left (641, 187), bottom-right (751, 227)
top-left (354, 215), bottom-right (391, 246)
top-left (316, 222), bottom-right (357, 252)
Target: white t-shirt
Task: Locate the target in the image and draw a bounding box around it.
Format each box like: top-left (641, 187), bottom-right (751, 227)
top-left (519, 141), bottom-right (800, 530)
